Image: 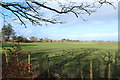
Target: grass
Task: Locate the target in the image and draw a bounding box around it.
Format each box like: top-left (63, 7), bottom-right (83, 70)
top-left (2, 42), bottom-right (119, 78)
top-left (2, 42), bottom-right (117, 53)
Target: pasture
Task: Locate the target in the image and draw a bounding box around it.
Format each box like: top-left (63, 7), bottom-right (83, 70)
top-left (2, 42), bottom-right (117, 53)
top-left (2, 42), bottom-right (120, 78)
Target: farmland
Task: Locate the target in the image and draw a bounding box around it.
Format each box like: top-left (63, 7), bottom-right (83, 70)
top-left (2, 42), bottom-right (118, 53)
top-left (2, 42), bottom-right (120, 78)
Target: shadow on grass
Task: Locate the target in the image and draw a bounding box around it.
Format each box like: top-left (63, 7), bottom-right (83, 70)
top-left (30, 48), bottom-right (98, 78)
top-left (2, 43), bottom-right (37, 47)
top-left (19, 47), bottom-right (119, 78)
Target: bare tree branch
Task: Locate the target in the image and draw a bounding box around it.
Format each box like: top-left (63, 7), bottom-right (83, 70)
top-left (0, 0), bottom-right (116, 27)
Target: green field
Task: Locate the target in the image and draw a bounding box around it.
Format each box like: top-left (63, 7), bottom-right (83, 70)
top-left (2, 42), bottom-right (117, 53)
top-left (2, 42), bottom-right (120, 78)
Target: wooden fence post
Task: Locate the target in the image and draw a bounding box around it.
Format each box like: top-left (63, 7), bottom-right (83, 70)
top-left (90, 60), bottom-right (93, 80)
top-left (5, 52), bottom-right (9, 64)
top-left (28, 54), bottom-right (31, 73)
top-left (108, 63), bottom-right (111, 80)
top-left (80, 61), bottom-right (83, 80)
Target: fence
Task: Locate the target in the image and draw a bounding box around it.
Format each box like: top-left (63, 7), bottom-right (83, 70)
top-left (30, 52), bottom-right (120, 79)
top-left (2, 44), bottom-right (120, 79)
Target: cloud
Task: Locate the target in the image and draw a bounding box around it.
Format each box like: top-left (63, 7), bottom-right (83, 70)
top-left (49, 32), bottom-right (118, 41)
top-left (82, 32), bottom-right (118, 37)
top-left (80, 32), bottom-right (118, 40)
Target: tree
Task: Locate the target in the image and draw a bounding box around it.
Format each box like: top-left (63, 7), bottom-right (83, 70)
top-left (2, 24), bottom-right (16, 42)
top-left (11, 35), bottom-right (17, 41)
top-left (0, 0), bottom-right (116, 27)
top-left (16, 36), bottom-right (24, 42)
top-left (62, 39), bottom-right (66, 40)
top-left (0, 32), bottom-right (2, 42)
top-left (29, 36), bottom-right (38, 42)
top-left (15, 36), bottom-right (30, 42)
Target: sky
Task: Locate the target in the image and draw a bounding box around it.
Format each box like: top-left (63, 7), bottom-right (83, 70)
top-left (0, 1), bottom-right (118, 41)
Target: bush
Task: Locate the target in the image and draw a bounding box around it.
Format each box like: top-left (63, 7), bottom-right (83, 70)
top-left (2, 42), bottom-right (33, 79)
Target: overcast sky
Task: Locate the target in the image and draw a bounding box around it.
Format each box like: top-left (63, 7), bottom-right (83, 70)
top-left (0, 1), bottom-right (118, 41)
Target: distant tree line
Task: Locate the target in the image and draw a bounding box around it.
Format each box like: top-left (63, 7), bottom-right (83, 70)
top-left (0, 24), bottom-right (53, 43)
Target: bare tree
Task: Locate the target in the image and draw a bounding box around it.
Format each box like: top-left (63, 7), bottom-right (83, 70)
top-left (0, 0), bottom-right (116, 27)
